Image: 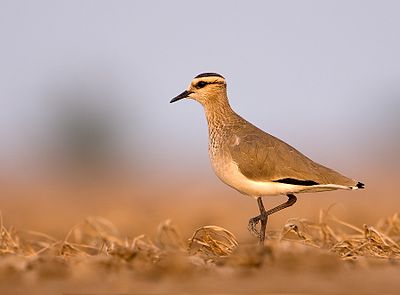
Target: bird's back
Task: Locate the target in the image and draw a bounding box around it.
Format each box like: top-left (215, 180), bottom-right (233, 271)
top-left (213, 112), bottom-right (358, 189)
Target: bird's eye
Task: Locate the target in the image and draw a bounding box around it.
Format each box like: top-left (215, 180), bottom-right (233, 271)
top-left (196, 81), bottom-right (207, 88)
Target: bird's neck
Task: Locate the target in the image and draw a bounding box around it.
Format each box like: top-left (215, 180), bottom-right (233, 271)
top-left (204, 95), bottom-right (237, 129)
top-left (203, 95), bottom-right (242, 157)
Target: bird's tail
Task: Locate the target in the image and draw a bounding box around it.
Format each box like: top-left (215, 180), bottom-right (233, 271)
top-left (352, 182), bottom-right (365, 190)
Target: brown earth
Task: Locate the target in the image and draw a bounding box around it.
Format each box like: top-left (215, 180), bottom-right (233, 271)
top-left (0, 177), bottom-right (399, 294)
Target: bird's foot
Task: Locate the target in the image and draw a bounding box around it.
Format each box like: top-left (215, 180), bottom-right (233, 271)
top-left (248, 215), bottom-right (261, 237)
top-left (248, 213), bottom-right (268, 240)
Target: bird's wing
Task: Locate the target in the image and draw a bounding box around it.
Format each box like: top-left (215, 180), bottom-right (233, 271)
top-left (228, 124), bottom-right (356, 187)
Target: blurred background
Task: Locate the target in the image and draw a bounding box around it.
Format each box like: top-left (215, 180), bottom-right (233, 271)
top-left (0, 0), bottom-right (399, 240)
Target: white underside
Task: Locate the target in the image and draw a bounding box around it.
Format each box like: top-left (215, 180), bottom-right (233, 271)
top-left (212, 159), bottom-right (357, 197)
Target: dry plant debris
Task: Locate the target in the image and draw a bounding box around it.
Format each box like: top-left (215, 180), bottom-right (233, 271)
top-left (1, 210), bottom-right (400, 279)
top-left (280, 210), bottom-right (400, 260)
top-left (188, 225), bottom-right (238, 258)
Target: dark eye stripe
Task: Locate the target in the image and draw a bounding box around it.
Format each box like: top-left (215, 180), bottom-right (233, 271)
top-left (195, 80), bottom-right (225, 89)
top-left (196, 81), bottom-right (207, 88)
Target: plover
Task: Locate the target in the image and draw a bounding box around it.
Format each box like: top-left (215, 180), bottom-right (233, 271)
top-left (170, 73), bottom-right (364, 244)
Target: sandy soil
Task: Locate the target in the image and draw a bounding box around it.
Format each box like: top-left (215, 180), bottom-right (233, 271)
top-left (0, 179), bottom-right (399, 294)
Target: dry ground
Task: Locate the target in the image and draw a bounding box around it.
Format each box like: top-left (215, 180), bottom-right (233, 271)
top-left (0, 182), bottom-right (400, 294)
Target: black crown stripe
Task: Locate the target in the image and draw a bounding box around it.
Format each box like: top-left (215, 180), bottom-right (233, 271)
top-left (194, 73), bottom-right (225, 79)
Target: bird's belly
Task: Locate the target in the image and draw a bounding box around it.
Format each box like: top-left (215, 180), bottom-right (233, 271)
top-left (210, 155), bottom-right (304, 197)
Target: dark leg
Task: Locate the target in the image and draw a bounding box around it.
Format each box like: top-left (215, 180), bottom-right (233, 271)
top-left (248, 197), bottom-right (268, 244)
top-left (248, 194), bottom-right (297, 244)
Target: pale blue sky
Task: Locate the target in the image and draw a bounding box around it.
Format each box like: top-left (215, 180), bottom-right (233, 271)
top-left (0, 1), bottom-right (399, 179)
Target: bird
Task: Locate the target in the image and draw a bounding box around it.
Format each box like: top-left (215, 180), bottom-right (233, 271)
top-left (170, 72), bottom-right (364, 244)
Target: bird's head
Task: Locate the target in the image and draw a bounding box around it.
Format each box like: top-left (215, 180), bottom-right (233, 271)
top-left (170, 73), bottom-right (227, 106)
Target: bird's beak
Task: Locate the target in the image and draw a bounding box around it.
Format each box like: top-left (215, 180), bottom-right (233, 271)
top-left (170, 90), bottom-right (193, 103)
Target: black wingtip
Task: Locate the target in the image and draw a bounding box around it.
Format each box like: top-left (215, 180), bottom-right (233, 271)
top-left (356, 182), bottom-right (365, 189)
top-left (273, 178), bottom-right (319, 186)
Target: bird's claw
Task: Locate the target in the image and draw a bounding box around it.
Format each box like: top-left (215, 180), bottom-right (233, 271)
top-left (248, 213), bottom-right (268, 240)
top-left (248, 215), bottom-right (261, 237)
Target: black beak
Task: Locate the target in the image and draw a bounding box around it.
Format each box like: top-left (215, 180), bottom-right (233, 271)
top-left (170, 90), bottom-right (192, 103)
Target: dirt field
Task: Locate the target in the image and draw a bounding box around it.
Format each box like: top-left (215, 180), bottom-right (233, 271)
top-left (1, 177), bottom-right (399, 294)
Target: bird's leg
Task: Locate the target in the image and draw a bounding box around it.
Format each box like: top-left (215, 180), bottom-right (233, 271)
top-left (248, 194), bottom-right (298, 244)
top-left (247, 197), bottom-right (268, 244)
top-left (265, 194), bottom-right (297, 216)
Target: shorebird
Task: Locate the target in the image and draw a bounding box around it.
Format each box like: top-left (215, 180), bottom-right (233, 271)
top-left (170, 73), bottom-right (364, 244)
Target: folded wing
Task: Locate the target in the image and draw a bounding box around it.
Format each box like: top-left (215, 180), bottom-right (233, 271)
top-left (228, 123), bottom-right (357, 188)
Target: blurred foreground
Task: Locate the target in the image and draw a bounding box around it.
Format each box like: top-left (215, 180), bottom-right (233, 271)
top-left (1, 180), bottom-right (400, 294)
